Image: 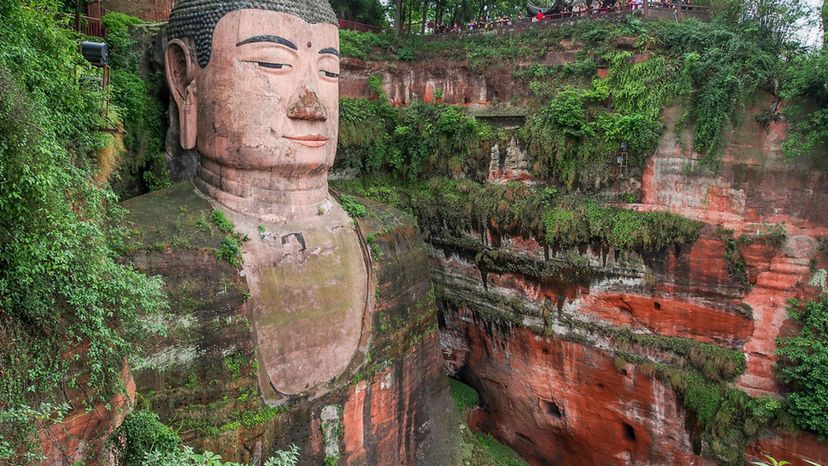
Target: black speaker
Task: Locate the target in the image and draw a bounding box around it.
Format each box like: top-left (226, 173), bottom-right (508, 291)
top-left (81, 41), bottom-right (108, 66)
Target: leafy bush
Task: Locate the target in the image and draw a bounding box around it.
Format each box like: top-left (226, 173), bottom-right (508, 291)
top-left (777, 298), bottom-right (828, 437)
top-left (338, 98), bottom-right (491, 180)
top-left (523, 55), bottom-right (667, 189)
top-left (111, 411), bottom-right (300, 466)
top-left (651, 18), bottom-right (779, 168)
top-left (0, 2), bottom-right (166, 461)
top-left (339, 194), bottom-right (367, 217)
top-left (339, 29), bottom-right (393, 60)
top-left (103, 12), bottom-right (170, 196)
top-left (781, 51), bottom-right (828, 160)
top-left (101, 12), bottom-right (144, 69)
top-left (109, 411), bottom-right (180, 466)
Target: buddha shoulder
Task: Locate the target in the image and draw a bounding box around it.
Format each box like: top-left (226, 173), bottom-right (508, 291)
top-left (120, 179), bottom-right (231, 253)
top-left (120, 180), bottom-right (248, 311)
top-left (344, 195), bottom-right (432, 289)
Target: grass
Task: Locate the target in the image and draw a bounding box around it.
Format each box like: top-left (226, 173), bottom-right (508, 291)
top-left (449, 377), bottom-right (529, 466)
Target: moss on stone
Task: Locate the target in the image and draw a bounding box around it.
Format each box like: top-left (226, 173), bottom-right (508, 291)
top-left (121, 180), bottom-right (224, 252)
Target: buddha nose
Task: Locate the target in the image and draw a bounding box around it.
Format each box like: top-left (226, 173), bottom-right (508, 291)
top-left (286, 89), bottom-right (328, 121)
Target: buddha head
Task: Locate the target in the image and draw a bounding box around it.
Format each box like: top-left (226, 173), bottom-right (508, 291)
top-left (165, 0), bottom-right (340, 217)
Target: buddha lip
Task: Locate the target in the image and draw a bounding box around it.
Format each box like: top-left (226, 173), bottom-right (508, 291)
top-left (283, 135), bottom-right (329, 148)
top-left (284, 134), bottom-right (329, 142)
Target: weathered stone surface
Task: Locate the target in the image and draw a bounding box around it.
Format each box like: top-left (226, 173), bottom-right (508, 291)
top-left (428, 98), bottom-right (828, 464)
top-left (442, 305), bottom-right (711, 466)
top-left (38, 364), bottom-right (134, 466)
top-left (122, 182), bottom-right (460, 465)
top-left (341, 58), bottom-right (529, 106)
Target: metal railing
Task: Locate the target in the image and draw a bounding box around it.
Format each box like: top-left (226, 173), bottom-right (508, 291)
top-left (78, 15), bottom-right (105, 37)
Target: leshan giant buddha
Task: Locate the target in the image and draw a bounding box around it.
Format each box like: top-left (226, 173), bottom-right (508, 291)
top-left (121, 1), bottom-right (460, 463)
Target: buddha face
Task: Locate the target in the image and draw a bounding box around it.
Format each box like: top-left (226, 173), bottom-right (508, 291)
top-left (165, 9), bottom-right (340, 177)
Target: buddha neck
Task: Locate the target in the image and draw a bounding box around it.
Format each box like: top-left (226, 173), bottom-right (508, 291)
top-left (194, 155), bottom-right (331, 223)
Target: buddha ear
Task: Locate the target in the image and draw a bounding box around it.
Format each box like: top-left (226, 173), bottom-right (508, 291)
top-left (165, 39), bottom-right (198, 149)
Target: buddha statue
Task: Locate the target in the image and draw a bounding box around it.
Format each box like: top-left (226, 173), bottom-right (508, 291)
top-left (120, 0), bottom-right (460, 463)
top-left (165, 0), bottom-right (366, 402)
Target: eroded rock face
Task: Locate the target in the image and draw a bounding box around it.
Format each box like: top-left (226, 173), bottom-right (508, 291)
top-left (341, 58), bottom-right (510, 106)
top-left (428, 99), bottom-right (828, 464)
top-left (443, 306), bottom-right (711, 466)
top-left (39, 365), bottom-right (134, 466)
top-left (122, 182), bottom-right (460, 465)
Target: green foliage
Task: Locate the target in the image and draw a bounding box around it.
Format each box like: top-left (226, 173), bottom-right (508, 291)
top-left (339, 194), bottom-right (367, 217)
top-left (334, 178), bottom-right (700, 254)
top-left (523, 55), bottom-right (666, 189)
top-left (208, 209), bottom-right (245, 266)
top-left (329, 0), bottom-right (386, 27)
top-left (752, 454), bottom-right (823, 466)
top-left (718, 223), bottom-right (787, 289)
top-left (101, 12), bottom-right (144, 69)
top-left (618, 357), bottom-right (781, 465)
top-left (262, 444), bottom-right (300, 466)
top-left (651, 18), bottom-right (780, 168)
top-left (605, 326), bottom-right (745, 380)
top-left (781, 51), bottom-right (828, 160)
top-left (339, 30), bottom-right (393, 60)
top-left (777, 298), bottom-right (828, 438)
top-left (448, 377), bottom-right (479, 417)
top-left (338, 97), bottom-right (492, 180)
top-left (103, 12), bottom-right (170, 197)
top-left (337, 97), bottom-right (395, 173)
top-left (110, 411), bottom-right (181, 466)
top-left (210, 209), bottom-right (235, 234)
top-left (752, 454), bottom-right (792, 466)
top-left (111, 409), bottom-right (298, 466)
top-left (223, 353), bottom-right (245, 379)
top-left (389, 101), bottom-right (491, 180)
top-left (217, 235), bottom-right (243, 267)
top-left (469, 432), bottom-right (529, 466)
top-left (450, 378), bottom-right (527, 466)
top-left (0, 2), bottom-right (166, 461)
top-left (541, 198), bottom-right (700, 252)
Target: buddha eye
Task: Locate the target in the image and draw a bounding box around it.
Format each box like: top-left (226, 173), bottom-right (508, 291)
top-left (242, 60), bottom-right (291, 71)
top-left (257, 62), bottom-right (290, 70)
top-left (320, 70), bottom-right (339, 79)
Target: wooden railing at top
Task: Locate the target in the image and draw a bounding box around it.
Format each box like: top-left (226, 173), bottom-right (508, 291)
top-left (338, 19), bottom-right (383, 33)
top-left (435, 3), bottom-right (709, 37)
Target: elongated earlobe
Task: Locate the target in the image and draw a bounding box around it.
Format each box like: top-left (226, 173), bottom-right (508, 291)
top-left (165, 39), bottom-right (198, 149)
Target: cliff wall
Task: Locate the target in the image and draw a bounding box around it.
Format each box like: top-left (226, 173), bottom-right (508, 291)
top-left (425, 100), bottom-right (828, 464)
top-left (336, 56), bottom-right (828, 463)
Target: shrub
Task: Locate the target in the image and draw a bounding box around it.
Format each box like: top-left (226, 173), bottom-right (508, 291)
top-left (109, 411), bottom-right (180, 466)
top-left (777, 298), bottom-right (828, 437)
top-left (0, 2), bottom-right (166, 461)
top-left (103, 12), bottom-right (170, 196)
top-left (339, 194), bottom-right (367, 218)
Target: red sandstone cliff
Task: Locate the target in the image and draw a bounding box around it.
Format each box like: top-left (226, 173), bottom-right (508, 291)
top-left (428, 98), bottom-right (828, 464)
